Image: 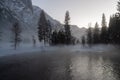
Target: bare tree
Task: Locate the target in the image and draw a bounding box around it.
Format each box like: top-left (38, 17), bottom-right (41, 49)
top-left (0, 31), bottom-right (2, 41)
top-left (32, 35), bottom-right (36, 47)
top-left (11, 22), bottom-right (22, 50)
top-left (81, 36), bottom-right (85, 47)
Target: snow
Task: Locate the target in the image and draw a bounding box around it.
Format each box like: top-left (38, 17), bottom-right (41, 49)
top-left (0, 0), bottom-right (86, 43)
top-left (0, 0), bottom-right (117, 56)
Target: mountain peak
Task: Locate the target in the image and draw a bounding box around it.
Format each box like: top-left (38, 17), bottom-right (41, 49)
top-left (0, 0), bottom-right (86, 43)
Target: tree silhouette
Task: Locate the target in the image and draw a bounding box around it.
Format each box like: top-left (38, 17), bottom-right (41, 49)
top-left (108, 13), bottom-right (120, 44)
top-left (64, 11), bottom-right (72, 44)
top-left (11, 22), bottom-right (22, 50)
top-left (38, 10), bottom-right (51, 44)
top-left (117, 0), bottom-right (120, 12)
top-left (0, 31), bottom-right (2, 41)
top-left (81, 36), bottom-right (85, 47)
top-left (87, 23), bottom-right (93, 46)
top-left (51, 30), bottom-right (58, 45)
top-left (32, 35), bottom-right (36, 47)
top-left (93, 22), bottom-right (100, 44)
top-left (100, 13), bottom-right (108, 44)
top-left (107, 0), bottom-right (120, 44)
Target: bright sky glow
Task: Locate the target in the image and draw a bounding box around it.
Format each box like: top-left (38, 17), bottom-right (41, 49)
top-left (32, 0), bottom-right (117, 28)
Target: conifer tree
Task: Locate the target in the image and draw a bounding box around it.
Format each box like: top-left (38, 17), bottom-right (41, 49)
top-left (117, 0), bottom-right (120, 12)
top-left (87, 23), bottom-right (93, 46)
top-left (108, 13), bottom-right (120, 44)
top-left (93, 22), bottom-right (100, 44)
top-left (38, 10), bottom-right (51, 44)
top-left (58, 30), bottom-right (66, 44)
top-left (64, 11), bottom-right (71, 44)
top-left (47, 20), bottom-right (52, 43)
top-left (51, 30), bottom-right (58, 45)
top-left (101, 13), bottom-right (108, 44)
top-left (108, 16), bottom-right (114, 43)
top-left (108, 0), bottom-right (120, 44)
top-left (116, 0), bottom-right (120, 44)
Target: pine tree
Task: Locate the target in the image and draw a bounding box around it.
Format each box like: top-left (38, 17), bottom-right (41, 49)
top-left (101, 13), bottom-right (108, 44)
top-left (107, 0), bottom-right (120, 44)
top-left (58, 30), bottom-right (66, 44)
top-left (11, 22), bottom-right (22, 50)
top-left (116, 1), bottom-right (120, 44)
top-left (117, 0), bottom-right (120, 12)
top-left (64, 11), bottom-right (71, 44)
top-left (38, 10), bottom-right (51, 44)
top-left (47, 20), bottom-right (52, 43)
top-left (108, 16), bottom-right (115, 43)
top-left (108, 13), bottom-right (120, 44)
top-left (93, 22), bottom-right (100, 44)
top-left (87, 23), bottom-right (93, 46)
top-left (51, 30), bottom-right (58, 45)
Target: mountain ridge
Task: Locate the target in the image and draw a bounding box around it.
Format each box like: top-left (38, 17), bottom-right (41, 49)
top-left (0, 0), bottom-right (86, 43)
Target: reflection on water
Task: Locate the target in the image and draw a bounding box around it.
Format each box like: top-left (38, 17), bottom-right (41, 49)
top-left (0, 52), bottom-right (120, 80)
top-left (71, 54), bottom-right (120, 80)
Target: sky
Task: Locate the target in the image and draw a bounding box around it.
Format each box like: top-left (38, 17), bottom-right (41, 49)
top-left (32, 0), bottom-right (117, 28)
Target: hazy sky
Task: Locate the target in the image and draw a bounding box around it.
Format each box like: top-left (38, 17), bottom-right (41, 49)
top-left (32, 0), bottom-right (117, 28)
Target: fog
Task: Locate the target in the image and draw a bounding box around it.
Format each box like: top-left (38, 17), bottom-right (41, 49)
top-left (0, 45), bottom-right (120, 80)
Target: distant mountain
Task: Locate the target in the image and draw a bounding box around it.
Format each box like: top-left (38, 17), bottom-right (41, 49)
top-left (0, 0), bottom-right (86, 43)
top-left (71, 25), bottom-right (86, 40)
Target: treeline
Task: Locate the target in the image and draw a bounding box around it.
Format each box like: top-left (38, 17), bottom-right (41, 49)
top-left (0, 10), bottom-right (75, 50)
top-left (1, 0), bottom-right (120, 49)
top-left (38, 10), bottom-right (76, 45)
top-left (109, 13), bottom-right (120, 44)
top-left (85, 13), bottom-right (108, 46)
top-left (82, 0), bottom-right (120, 46)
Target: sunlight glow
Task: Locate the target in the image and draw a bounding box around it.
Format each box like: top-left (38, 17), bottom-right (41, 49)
top-left (32, 0), bottom-right (117, 28)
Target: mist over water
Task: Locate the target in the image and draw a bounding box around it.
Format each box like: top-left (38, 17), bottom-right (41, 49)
top-left (0, 0), bottom-right (120, 79)
top-left (0, 45), bottom-right (120, 80)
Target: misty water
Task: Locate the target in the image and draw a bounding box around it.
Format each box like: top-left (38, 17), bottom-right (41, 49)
top-left (0, 46), bottom-right (120, 80)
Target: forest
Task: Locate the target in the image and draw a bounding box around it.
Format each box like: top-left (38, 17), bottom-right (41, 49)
top-left (0, 0), bottom-right (120, 49)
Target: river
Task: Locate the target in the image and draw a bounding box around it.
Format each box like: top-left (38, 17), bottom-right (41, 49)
top-left (0, 46), bottom-right (120, 80)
